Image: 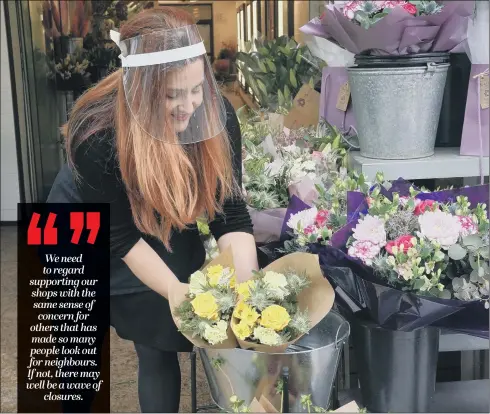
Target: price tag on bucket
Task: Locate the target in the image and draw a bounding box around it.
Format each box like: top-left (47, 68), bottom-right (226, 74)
top-left (480, 74), bottom-right (489, 110)
top-left (336, 82), bottom-right (350, 112)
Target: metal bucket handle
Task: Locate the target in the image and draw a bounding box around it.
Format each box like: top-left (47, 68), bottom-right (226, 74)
top-left (335, 319), bottom-right (350, 349)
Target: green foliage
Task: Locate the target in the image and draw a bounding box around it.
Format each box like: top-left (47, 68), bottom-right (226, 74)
top-left (236, 36), bottom-right (325, 110)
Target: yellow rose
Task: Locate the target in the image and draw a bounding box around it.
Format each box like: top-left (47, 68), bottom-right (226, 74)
top-left (207, 265), bottom-right (224, 287)
top-left (233, 320), bottom-right (252, 340)
top-left (233, 300), bottom-right (251, 319)
top-left (191, 292), bottom-right (219, 320)
top-left (236, 280), bottom-right (255, 300)
top-left (260, 305), bottom-right (291, 331)
top-left (241, 306), bottom-right (260, 327)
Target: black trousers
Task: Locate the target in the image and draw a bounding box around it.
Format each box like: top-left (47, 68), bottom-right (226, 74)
top-left (134, 343), bottom-right (181, 413)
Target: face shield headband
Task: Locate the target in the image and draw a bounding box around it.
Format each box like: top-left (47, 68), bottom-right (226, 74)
top-left (111, 25), bottom-right (226, 144)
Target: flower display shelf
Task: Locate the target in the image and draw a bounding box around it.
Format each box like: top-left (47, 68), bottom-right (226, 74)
top-left (349, 148), bottom-right (489, 181)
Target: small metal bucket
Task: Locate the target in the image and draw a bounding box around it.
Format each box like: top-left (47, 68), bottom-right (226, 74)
top-left (199, 310), bottom-right (350, 412)
top-left (348, 62), bottom-right (449, 159)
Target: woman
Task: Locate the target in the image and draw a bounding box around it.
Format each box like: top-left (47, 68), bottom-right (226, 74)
top-left (51, 7), bottom-right (258, 412)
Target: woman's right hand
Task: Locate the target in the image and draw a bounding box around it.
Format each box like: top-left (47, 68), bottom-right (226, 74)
top-left (167, 278), bottom-right (190, 309)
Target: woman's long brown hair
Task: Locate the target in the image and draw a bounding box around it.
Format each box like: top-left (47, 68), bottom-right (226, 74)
top-left (64, 8), bottom-right (235, 249)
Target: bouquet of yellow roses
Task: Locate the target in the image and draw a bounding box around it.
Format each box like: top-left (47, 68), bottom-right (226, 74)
top-left (232, 252), bottom-right (335, 353)
top-left (171, 249), bottom-right (238, 348)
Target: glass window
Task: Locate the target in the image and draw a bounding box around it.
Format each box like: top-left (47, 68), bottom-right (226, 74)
top-left (253, 1), bottom-right (258, 39)
top-left (277, 1), bottom-right (284, 36)
top-left (246, 4), bottom-right (252, 41)
top-left (196, 24), bottom-right (211, 54)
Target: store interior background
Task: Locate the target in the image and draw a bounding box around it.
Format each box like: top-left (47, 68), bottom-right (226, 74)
top-left (0, 0), bottom-right (325, 223)
top-left (0, 1), bottom-right (323, 412)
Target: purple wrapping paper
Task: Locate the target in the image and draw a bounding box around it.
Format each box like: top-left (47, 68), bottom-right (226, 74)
top-left (248, 206), bottom-right (287, 244)
top-left (320, 67), bottom-right (357, 131)
top-left (460, 64), bottom-right (490, 156)
top-left (322, 180), bottom-right (489, 335)
top-left (280, 195), bottom-right (311, 241)
top-left (312, 244), bottom-right (465, 331)
top-left (300, 1), bottom-right (474, 55)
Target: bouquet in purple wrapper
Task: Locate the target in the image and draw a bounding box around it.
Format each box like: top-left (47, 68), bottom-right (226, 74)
top-left (317, 179), bottom-right (489, 336)
top-left (301, 0), bottom-right (475, 55)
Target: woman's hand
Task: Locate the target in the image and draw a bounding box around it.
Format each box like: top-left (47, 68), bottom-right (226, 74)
top-left (216, 232), bottom-right (259, 283)
top-left (123, 238), bottom-right (183, 299)
top-left (167, 279), bottom-right (190, 311)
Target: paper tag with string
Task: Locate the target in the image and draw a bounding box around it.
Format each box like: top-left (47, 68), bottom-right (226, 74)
top-left (480, 73), bottom-right (489, 110)
top-left (336, 82), bottom-right (350, 112)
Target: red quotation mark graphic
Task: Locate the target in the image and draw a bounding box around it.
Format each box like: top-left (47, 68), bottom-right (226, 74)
top-left (27, 212), bottom-right (100, 245)
top-left (70, 212), bottom-right (100, 245)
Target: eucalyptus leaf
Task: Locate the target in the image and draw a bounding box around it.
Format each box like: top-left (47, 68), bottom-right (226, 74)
top-left (452, 277), bottom-right (464, 289)
top-left (439, 289), bottom-right (451, 300)
top-left (462, 234), bottom-right (482, 248)
top-left (470, 269), bottom-right (479, 282)
top-left (469, 254), bottom-right (479, 270)
top-left (480, 248), bottom-right (489, 259)
top-left (448, 244), bottom-right (467, 261)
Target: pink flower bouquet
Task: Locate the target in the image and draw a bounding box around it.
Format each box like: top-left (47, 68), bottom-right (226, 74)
top-left (300, 0), bottom-right (475, 55)
top-left (316, 180), bottom-right (489, 334)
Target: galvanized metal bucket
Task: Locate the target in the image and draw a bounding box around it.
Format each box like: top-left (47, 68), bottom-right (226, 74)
top-left (348, 63), bottom-right (449, 159)
top-left (199, 310), bottom-right (350, 413)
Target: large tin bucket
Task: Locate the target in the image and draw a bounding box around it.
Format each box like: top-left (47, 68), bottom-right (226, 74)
top-left (199, 310), bottom-right (350, 412)
top-left (348, 62), bottom-right (449, 160)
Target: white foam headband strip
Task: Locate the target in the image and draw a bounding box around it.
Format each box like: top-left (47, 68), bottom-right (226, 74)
top-left (110, 30), bottom-right (206, 67)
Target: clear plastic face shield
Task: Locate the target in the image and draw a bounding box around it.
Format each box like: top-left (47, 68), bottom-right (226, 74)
top-left (111, 25), bottom-right (226, 144)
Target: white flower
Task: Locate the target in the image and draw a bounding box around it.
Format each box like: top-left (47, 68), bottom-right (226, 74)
top-left (263, 271), bottom-right (289, 300)
top-left (348, 240), bottom-right (381, 266)
top-left (283, 145), bottom-right (301, 156)
top-left (287, 207), bottom-right (318, 231)
top-left (263, 271), bottom-right (288, 289)
top-left (253, 326), bottom-right (282, 346)
top-left (457, 216), bottom-right (478, 238)
top-left (203, 320), bottom-right (228, 345)
top-left (189, 270), bottom-right (207, 295)
top-left (218, 267), bottom-right (234, 287)
top-left (352, 215), bottom-right (387, 246)
top-left (396, 263), bottom-right (414, 281)
top-left (264, 159), bottom-right (284, 177)
top-left (419, 210), bottom-right (462, 249)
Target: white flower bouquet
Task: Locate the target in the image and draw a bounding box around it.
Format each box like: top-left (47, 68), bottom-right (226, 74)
top-left (281, 171), bottom-right (371, 252)
top-left (170, 249), bottom-right (238, 348)
top-left (346, 186), bottom-right (489, 306)
top-left (231, 253), bottom-right (335, 353)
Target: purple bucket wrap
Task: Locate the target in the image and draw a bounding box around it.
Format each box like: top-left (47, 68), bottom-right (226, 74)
top-left (460, 64), bottom-right (489, 157)
top-left (320, 67), bottom-right (356, 132)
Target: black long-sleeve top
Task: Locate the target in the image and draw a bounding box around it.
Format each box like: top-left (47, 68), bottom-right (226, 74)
top-left (73, 97), bottom-right (253, 294)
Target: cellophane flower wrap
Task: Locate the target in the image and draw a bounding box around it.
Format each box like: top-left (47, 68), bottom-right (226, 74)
top-left (318, 179), bottom-right (489, 335)
top-left (171, 249), bottom-right (238, 348)
top-left (242, 119), bottom-right (349, 244)
top-left (280, 171), bottom-right (371, 253)
top-left (300, 1), bottom-right (475, 55)
top-left (231, 252), bottom-right (335, 353)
